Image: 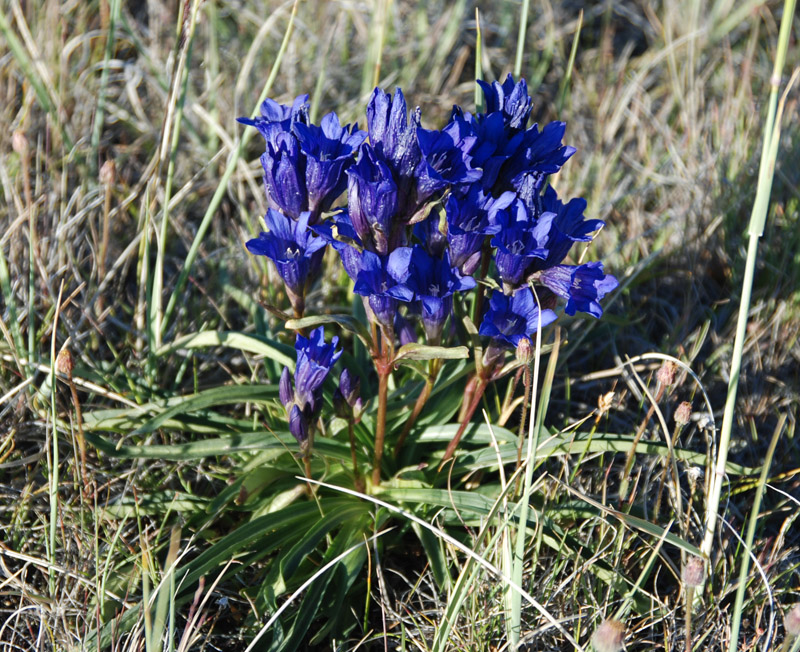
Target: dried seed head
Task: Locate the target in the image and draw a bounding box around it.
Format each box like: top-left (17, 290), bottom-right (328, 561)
top-left (99, 160), bottom-right (116, 185)
top-left (656, 361), bottom-right (676, 387)
top-left (56, 349), bottom-right (74, 377)
top-left (515, 337), bottom-right (533, 366)
top-left (786, 604), bottom-right (800, 637)
top-left (12, 130), bottom-right (28, 155)
top-left (682, 556), bottom-right (705, 588)
top-left (686, 466), bottom-right (703, 493)
top-left (597, 391), bottom-right (615, 416)
top-left (675, 401), bottom-right (692, 426)
top-left (591, 619), bottom-right (626, 652)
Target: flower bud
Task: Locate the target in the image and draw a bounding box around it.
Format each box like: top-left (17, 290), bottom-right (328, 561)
top-left (99, 160), bottom-right (116, 186)
top-left (591, 619), bottom-right (626, 652)
top-left (289, 405), bottom-right (309, 445)
top-left (279, 367), bottom-right (293, 408)
top-left (682, 556), bottom-right (704, 588)
top-left (516, 336), bottom-right (534, 365)
top-left (56, 349), bottom-right (74, 377)
top-left (656, 361), bottom-right (676, 387)
top-left (12, 130), bottom-right (28, 155)
top-left (675, 401), bottom-right (692, 427)
top-left (785, 604), bottom-right (800, 637)
top-left (338, 369), bottom-right (360, 408)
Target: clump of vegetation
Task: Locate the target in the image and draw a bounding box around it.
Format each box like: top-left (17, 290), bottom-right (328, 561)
top-left (0, 1), bottom-right (798, 650)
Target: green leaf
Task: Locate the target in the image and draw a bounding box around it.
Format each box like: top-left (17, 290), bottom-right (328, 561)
top-left (285, 315), bottom-right (372, 348)
top-left (393, 343), bottom-right (469, 362)
top-left (155, 330), bottom-right (294, 368)
top-left (84, 430), bottom-right (354, 462)
top-left (130, 385), bottom-right (277, 435)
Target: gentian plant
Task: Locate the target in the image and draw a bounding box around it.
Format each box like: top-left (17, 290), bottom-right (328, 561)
top-left (244, 73), bottom-right (617, 484)
top-left (237, 74), bottom-right (618, 646)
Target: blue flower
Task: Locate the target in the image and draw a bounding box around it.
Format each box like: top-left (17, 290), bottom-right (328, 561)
top-left (237, 94), bottom-right (309, 137)
top-left (311, 210), bottom-right (365, 281)
top-left (445, 187), bottom-right (513, 273)
top-left (399, 246), bottom-right (476, 342)
top-left (490, 200), bottom-right (554, 287)
top-left (279, 326), bottom-right (341, 445)
top-left (353, 249), bottom-right (414, 327)
top-left (530, 186), bottom-right (605, 270)
top-left (459, 110), bottom-right (524, 193)
top-left (366, 87), bottom-right (422, 194)
top-left (394, 312), bottom-right (417, 346)
top-left (476, 74), bottom-right (533, 130)
top-left (413, 210), bottom-right (448, 258)
top-left (346, 145), bottom-right (399, 255)
top-left (538, 262), bottom-right (618, 318)
top-left (246, 210), bottom-right (327, 313)
top-left (507, 121), bottom-right (576, 205)
top-left (294, 112), bottom-right (367, 217)
top-left (479, 287), bottom-right (557, 348)
top-left (415, 116), bottom-right (481, 207)
top-left (258, 126), bottom-right (308, 219)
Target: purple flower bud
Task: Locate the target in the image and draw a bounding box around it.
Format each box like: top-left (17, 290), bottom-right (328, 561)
top-left (279, 367), bottom-right (293, 408)
top-left (394, 313), bottom-right (417, 345)
top-left (258, 127), bottom-right (308, 219)
top-left (476, 74), bottom-right (533, 130)
top-left (338, 369), bottom-right (361, 408)
top-left (366, 87), bottom-right (422, 215)
top-left (289, 404), bottom-right (309, 445)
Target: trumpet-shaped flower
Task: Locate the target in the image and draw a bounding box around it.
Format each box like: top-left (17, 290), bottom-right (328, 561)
top-left (531, 186), bottom-right (605, 270)
top-left (399, 246), bottom-right (476, 342)
top-left (538, 262), bottom-right (618, 318)
top-left (415, 115), bottom-right (481, 206)
top-left (294, 112), bottom-right (367, 216)
top-left (490, 201), bottom-right (554, 287)
top-left (246, 210), bottom-right (327, 313)
top-left (346, 145), bottom-right (399, 255)
top-left (237, 94), bottom-right (309, 136)
top-left (353, 249), bottom-right (414, 327)
top-left (445, 187), bottom-right (513, 273)
top-left (479, 287), bottom-right (557, 348)
top-left (278, 327), bottom-right (341, 445)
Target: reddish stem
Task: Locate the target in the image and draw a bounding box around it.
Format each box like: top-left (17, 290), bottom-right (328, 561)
top-left (441, 375), bottom-right (489, 466)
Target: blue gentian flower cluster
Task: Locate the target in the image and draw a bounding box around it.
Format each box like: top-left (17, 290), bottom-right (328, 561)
top-left (243, 74), bottom-right (617, 358)
top-left (279, 327), bottom-right (341, 446)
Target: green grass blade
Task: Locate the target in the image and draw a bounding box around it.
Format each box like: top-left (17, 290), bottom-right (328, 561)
top-left (701, 0), bottom-right (797, 560)
top-left (729, 414), bottom-right (786, 647)
top-left (155, 330), bottom-right (294, 368)
top-left (513, 0), bottom-right (531, 78)
top-left (160, 0), bottom-right (300, 338)
top-left (90, 0), bottom-right (121, 170)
